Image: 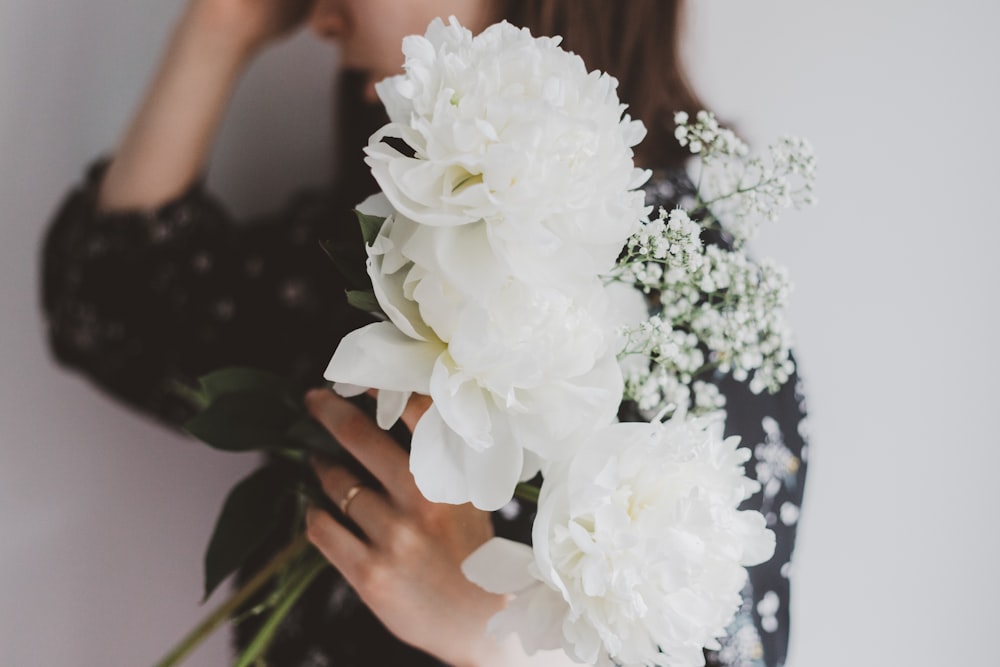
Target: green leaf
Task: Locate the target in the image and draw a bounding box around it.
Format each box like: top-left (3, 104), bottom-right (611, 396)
top-left (203, 464), bottom-right (293, 600)
top-left (197, 367), bottom-right (297, 403)
top-left (346, 290), bottom-right (382, 314)
top-left (356, 211), bottom-right (387, 246)
top-left (185, 390), bottom-right (301, 452)
top-left (318, 239), bottom-right (370, 290)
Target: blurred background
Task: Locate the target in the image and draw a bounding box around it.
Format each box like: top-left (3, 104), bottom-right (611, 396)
top-left (2, 0), bottom-right (997, 664)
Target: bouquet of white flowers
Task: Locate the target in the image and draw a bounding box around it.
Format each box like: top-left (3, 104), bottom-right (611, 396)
top-left (323, 17), bottom-right (814, 667)
top-left (159, 16), bottom-right (815, 667)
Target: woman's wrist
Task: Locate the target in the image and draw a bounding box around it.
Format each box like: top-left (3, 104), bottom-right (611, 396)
top-left (182, 0), bottom-right (301, 60)
top-left (98, 7), bottom-right (252, 212)
top-left (179, 1), bottom-right (264, 68)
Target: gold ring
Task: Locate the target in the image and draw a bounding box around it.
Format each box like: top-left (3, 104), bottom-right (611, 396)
top-left (339, 483), bottom-right (365, 517)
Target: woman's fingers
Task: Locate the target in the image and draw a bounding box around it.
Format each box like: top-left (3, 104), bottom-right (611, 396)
top-left (305, 506), bottom-right (368, 577)
top-left (311, 459), bottom-right (398, 539)
top-left (400, 393), bottom-right (432, 433)
top-left (305, 389), bottom-right (413, 494)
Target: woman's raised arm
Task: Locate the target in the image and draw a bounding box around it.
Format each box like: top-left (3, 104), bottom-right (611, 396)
top-left (98, 0), bottom-right (313, 212)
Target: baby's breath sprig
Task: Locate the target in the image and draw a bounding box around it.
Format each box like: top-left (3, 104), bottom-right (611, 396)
top-left (686, 251), bottom-right (794, 395)
top-left (674, 110), bottom-right (749, 160)
top-left (614, 208), bottom-right (704, 292)
top-left (612, 111), bottom-right (813, 417)
top-left (617, 240), bottom-right (794, 413)
top-left (675, 110), bottom-right (817, 246)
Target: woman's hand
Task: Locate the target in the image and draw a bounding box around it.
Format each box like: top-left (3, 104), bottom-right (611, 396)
top-left (303, 389), bottom-right (507, 667)
top-left (188, 0), bottom-right (316, 55)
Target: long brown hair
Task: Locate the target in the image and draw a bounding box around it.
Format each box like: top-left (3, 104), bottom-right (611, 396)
top-left (497, 0), bottom-right (707, 168)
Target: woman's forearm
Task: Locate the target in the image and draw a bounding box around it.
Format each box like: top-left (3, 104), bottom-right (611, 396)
top-left (98, 4), bottom-right (255, 212)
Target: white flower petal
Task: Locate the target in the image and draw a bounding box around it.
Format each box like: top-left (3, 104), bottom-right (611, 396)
top-left (355, 192), bottom-right (395, 218)
top-left (408, 405), bottom-right (468, 503)
top-left (428, 356), bottom-right (493, 451)
top-left (369, 259), bottom-right (433, 342)
top-left (511, 352), bottom-right (623, 460)
top-left (366, 142), bottom-right (477, 228)
top-left (325, 322), bottom-right (441, 393)
top-left (366, 215), bottom-right (436, 342)
top-left (734, 509), bottom-right (777, 566)
top-left (401, 223), bottom-right (507, 302)
top-left (376, 390), bottom-right (411, 430)
top-left (461, 537), bottom-right (536, 594)
top-left (519, 449), bottom-right (543, 482)
top-left (332, 382), bottom-right (367, 398)
top-left (487, 585), bottom-right (567, 656)
top-left (409, 405), bottom-right (523, 510)
top-left (409, 271), bottom-right (463, 342)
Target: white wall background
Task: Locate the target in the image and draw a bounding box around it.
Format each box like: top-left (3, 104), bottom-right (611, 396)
top-left (1, 1), bottom-right (997, 665)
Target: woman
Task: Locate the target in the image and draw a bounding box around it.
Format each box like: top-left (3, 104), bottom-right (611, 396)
top-left (42, 1), bottom-right (808, 665)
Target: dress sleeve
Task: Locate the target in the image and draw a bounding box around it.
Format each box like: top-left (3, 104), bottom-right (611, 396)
top-left (41, 159), bottom-right (373, 428)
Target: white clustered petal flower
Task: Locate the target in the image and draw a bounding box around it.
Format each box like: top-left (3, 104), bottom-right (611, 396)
top-left (326, 195), bottom-right (624, 510)
top-left (463, 415), bottom-right (776, 667)
top-left (327, 16), bottom-right (659, 511)
top-left (366, 17), bottom-right (650, 286)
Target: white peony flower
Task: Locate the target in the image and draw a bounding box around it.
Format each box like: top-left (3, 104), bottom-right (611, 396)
top-left (463, 415), bottom-right (775, 667)
top-left (366, 17), bottom-right (650, 287)
top-left (325, 195), bottom-right (624, 511)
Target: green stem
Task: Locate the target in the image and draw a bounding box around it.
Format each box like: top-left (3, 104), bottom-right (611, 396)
top-left (272, 447), bottom-right (308, 464)
top-left (166, 378), bottom-right (209, 411)
top-left (514, 482), bottom-right (540, 505)
top-left (691, 360), bottom-right (723, 379)
top-left (231, 554), bottom-right (329, 667)
top-left (153, 533), bottom-right (311, 667)
top-left (702, 173), bottom-right (782, 207)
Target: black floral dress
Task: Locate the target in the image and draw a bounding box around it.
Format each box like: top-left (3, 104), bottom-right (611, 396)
top-left (41, 162), bottom-right (808, 667)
